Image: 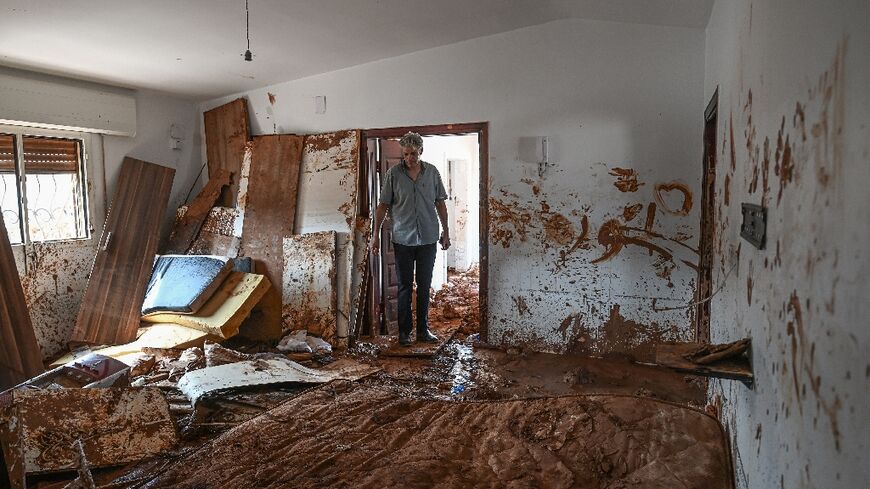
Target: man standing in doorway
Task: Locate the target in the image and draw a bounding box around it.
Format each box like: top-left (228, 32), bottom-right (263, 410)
top-left (372, 132), bottom-right (451, 346)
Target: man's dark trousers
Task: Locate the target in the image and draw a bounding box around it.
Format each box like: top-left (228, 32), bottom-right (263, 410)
top-left (393, 242), bottom-right (437, 338)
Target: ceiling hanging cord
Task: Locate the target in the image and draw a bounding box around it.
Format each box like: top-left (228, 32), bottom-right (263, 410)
top-left (243, 0), bottom-right (253, 61)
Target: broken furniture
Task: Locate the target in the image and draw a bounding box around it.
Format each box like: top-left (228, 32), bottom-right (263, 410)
top-left (0, 387), bottom-right (177, 489)
top-left (655, 338), bottom-right (753, 386)
top-left (142, 255), bottom-right (234, 316)
top-left (4, 353), bottom-right (129, 392)
top-left (142, 272), bottom-right (271, 339)
top-left (177, 357), bottom-right (379, 405)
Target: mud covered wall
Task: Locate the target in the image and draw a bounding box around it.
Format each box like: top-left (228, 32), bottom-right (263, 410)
top-left (12, 90), bottom-right (202, 359)
top-left (703, 0), bottom-right (870, 487)
top-left (202, 18), bottom-right (706, 357)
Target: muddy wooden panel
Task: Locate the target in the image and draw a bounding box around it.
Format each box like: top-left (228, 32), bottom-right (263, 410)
top-left (164, 169), bottom-right (231, 254)
top-left (294, 130), bottom-right (361, 342)
top-left (2, 387), bottom-right (176, 475)
top-left (187, 206), bottom-right (240, 256)
top-left (71, 157), bottom-right (174, 346)
top-left (0, 215), bottom-right (42, 390)
top-left (239, 135), bottom-right (304, 340)
top-left (282, 232), bottom-right (336, 339)
top-left (19, 242), bottom-right (95, 359)
top-left (204, 98), bottom-right (250, 207)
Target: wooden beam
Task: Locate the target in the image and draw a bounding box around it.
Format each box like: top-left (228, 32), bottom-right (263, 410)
top-left (163, 169), bottom-right (231, 254)
top-left (655, 341), bottom-right (754, 385)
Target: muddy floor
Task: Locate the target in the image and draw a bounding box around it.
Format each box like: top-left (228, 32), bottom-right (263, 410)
top-left (128, 380), bottom-right (732, 489)
top-left (22, 267), bottom-right (725, 488)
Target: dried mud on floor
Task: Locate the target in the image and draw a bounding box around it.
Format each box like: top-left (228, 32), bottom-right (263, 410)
top-left (132, 380), bottom-right (732, 489)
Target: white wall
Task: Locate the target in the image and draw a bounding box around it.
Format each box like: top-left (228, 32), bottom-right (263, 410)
top-left (704, 0), bottom-right (870, 487)
top-left (203, 17), bottom-right (706, 358)
top-left (104, 90), bottom-right (203, 241)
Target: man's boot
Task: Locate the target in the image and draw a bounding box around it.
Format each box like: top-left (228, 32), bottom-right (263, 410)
top-left (399, 331), bottom-right (412, 346)
top-left (416, 328), bottom-right (438, 343)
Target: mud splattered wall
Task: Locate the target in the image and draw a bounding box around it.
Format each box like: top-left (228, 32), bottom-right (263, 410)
top-left (11, 89), bottom-right (202, 359)
top-left (202, 18), bottom-right (706, 356)
top-left (703, 0), bottom-right (870, 487)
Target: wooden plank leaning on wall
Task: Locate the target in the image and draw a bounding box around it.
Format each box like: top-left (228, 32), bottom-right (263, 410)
top-left (0, 215), bottom-right (43, 390)
top-left (70, 157), bottom-right (175, 346)
top-left (204, 98), bottom-right (250, 207)
top-left (163, 169), bottom-right (231, 254)
top-left (238, 135), bottom-right (304, 341)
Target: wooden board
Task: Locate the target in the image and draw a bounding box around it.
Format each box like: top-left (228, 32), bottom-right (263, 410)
top-left (1, 388), bottom-right (177, 478)
top-left (656, 342), bottom-right (754, 384)
top-left (0, 214), bottom-right (43, 390)
top-left (282, 232), bottom-right (337, 339)
top-left (204, 98), bottom-right (250, 207)
top-left (142, 272), bottom-right (271, 339)
top-left (239, 135), bottom-right (304, 340)
top-left (163, 169), bottom-right (231, 254)
top-left (71, 157), bottom-right (175, 346)
top-left (49, 323), bottom-right (214, 368)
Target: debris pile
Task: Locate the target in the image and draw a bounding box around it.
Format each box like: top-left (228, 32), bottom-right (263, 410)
top-left (430, 264), bottom-right (480, 337)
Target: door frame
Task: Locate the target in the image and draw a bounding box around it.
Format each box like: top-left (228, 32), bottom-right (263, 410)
top-left (360, 122), bottom-right (490, 342)
top-left (696, 90), bottom-right (718, 342)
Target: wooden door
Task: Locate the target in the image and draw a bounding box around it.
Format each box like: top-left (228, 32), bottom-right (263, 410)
top-left (71, 157), bottom-right (174, 345)
top-left (379, 139), bottom-right (402, 335)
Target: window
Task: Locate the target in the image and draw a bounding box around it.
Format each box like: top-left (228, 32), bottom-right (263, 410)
top-left (0, 128), bottom-right (90, 245)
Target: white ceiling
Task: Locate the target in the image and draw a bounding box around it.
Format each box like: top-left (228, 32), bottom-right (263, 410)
top-left (0, 0), bottom-right (713, 101)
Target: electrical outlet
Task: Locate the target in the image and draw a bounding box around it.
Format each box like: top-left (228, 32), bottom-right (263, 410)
top-left (740, 203), bottom-right (766, 249)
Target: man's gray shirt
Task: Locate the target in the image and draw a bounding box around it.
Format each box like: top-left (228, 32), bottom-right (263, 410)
top-left (379, 161), bottom-right (448, 246)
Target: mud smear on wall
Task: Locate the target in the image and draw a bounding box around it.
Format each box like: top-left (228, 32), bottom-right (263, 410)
top-left (489, 197), bottom-right (532, 248)
top-left (622, 203), bottom-right (643, 222)
top-left (654, 182), bottom-right (693, 216)
top-left (512, 295), bottom-right (530, 316)
top-left (785, 291), bottom-right (842, 451)
top-left (608, 167), bottom-right (644, 192)
top-left (567, 305), bottom-right (678, 362)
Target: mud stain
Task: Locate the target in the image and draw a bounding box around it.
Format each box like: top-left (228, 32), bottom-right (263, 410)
top-left (622, 204), bottom-right (643, 222)
top-left (489, 197), bottom-right (532, 249)
top-left (786, 291), bottom-right (842, 451)
top-left (643, 203), bottom-right (657, 232)
top-left (654, 182), bottom-right (693, 216)
top-left (541, 210), bottom-right (575, 247)
top-left (512, 296), bottom-right (530, 316)
top-left (599, 304), bottom-right (676, 362)
top-left (556, 215), bottom-right (591, 268)
top-left (608, 167), bottom-right (643, 192)
top-left (591, 219), bottom-right (684, 268)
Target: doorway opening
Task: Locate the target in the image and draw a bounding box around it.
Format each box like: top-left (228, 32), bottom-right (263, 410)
top-left (359, 123), bottom-right (489, 344)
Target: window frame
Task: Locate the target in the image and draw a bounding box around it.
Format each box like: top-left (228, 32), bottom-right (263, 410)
top-left (0, 124), bottom-right (93, 245)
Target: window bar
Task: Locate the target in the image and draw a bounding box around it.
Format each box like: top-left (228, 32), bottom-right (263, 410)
top-left (13, 133), bottom-right (31, 247)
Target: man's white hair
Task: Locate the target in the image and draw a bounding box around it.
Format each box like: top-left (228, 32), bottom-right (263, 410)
top-left (398, 131), bottom-right (424, 150)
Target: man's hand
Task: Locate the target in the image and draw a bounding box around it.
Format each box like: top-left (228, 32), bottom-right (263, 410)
top-left (371, 237), bottom-right (381, 255)
top-left (439, 233), bottom-right (451, 250)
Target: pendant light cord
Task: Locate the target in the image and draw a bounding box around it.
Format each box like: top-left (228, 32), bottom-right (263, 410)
top-left (245, 0), bottom-right (251, 50)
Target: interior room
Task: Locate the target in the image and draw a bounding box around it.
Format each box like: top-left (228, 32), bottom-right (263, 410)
top-left (0, 1), bottom-right (867, 488)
